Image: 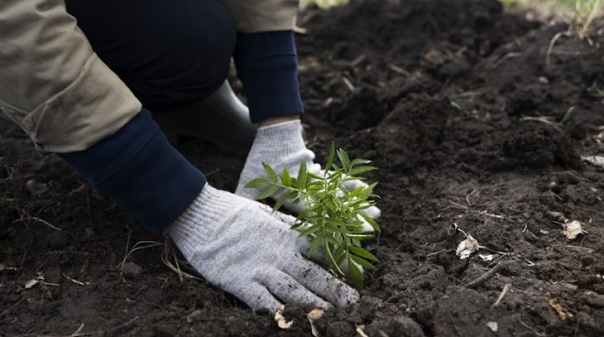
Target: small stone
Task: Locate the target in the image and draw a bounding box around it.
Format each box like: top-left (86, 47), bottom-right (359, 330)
top-left (121, 262), bottom-right (143, 278)
top-left (582, 291), bottom-right (604, 308)
top-left (186, 310), bottom-right (202, 324)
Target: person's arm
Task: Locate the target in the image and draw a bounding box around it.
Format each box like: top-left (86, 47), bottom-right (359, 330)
top-left (217, 0), bottom-right (303, 123)
top-left (218, 0), bottom-right (382, 222)
top-left (0, 1), bottom-right (201, 231)
top-left (0, 1), bottom-right (359, 311)
top-left (0, 0), bottom-right (140, 153)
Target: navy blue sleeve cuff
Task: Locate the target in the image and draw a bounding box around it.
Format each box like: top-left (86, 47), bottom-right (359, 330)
top-left (234, 31), bottom-right (303, 123)
top-left (59, 109), bottom-right (206, 232)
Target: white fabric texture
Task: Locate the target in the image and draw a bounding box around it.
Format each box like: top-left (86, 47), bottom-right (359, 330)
top-left (166, 183), bottom-right (360, 312)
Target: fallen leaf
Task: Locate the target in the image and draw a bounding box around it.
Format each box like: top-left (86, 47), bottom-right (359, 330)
top-left (562, 220), bottom-right (584, 240)
top-left (25, 273), bottom-right (46, 289)
top-left (581, 155), bottom-right (604, 168)
top-left (186, 310), bottom-right (202, 324)
top-left (24, 279), bottom-right (39, 289)
top-left (307, 309), bottom-right (324, 337)
top-left (548, 298), bottom-right (567, 320)
top-left (456, 235), bottom-right (479, 259)
top-left (356, 324), bottom-right (370, 337)
top-left (486, 321), bottom-right (498, 332)
top-left (479, 254), bottom-right (494, 261)
top-left (274, 305), bottom-right (293, 329)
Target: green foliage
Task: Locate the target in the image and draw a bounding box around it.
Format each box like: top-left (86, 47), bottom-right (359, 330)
top-left (571, 0), bottom-right (602, 38)
top-left (500, 0), bottom-right (602, 38)
top-left (245, 143), bottom-right (380, 288)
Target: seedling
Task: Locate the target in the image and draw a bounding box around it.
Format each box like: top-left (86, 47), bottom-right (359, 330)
top-left (520, 106), bottom-right (575, 130)
top-left (245, 143), bottom-right (380, 288)
top-left (570, 0), bottom-right (602, 39)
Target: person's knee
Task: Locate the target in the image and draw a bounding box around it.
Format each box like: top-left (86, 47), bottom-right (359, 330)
top-left (67, 0), bottom-right (237, 109)
top-left (130, 4), bottom-right (237, 108)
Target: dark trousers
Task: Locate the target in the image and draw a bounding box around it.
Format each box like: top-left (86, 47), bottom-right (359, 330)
top-left (65, 0), bottom-right (236, 110)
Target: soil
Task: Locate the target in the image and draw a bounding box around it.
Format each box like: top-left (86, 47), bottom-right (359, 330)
top-left (2, 0), bottom-right (604, 336)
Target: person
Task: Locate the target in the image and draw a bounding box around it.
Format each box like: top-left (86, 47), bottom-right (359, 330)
top-left (0, 0), bottom-right (380, 312)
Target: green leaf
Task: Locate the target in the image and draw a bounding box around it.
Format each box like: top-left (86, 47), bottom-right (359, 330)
top-left (307, 236), bottom-right (322, 259)
top-left (345, 233), bottom-right (374, 240)
top-left (349, 246), bottom-right (378, 261)
top-left (262, 162), bottom-right (278, 183)
top-left (280, 168), bottom-right (292, 187)
top-left (290, 221), bottom-right (305, 231)
top-left (323, 235), bottom-right (342, 248)
top-left (324, 242), bottom-right (344, 276)
top-left (273, 190), bottom-right (296, 212)
top-left (350, 255), bottom-right (376, 270)
top-left (256, 185), bottom-right (280, 200)
top-left (326, 168), bottom-right (344, 181)
top-left (350, 158), bottom-right (371, 167)
top-left (359, 212), bottom-right (380, 232)
top-left (326, 142), bottom-right (336, 171)
top-left (331, 244), bottom-right (346, 266)
top-left (297, 161), bottom-right (308, 188)
top-left (244, 177), bottom-right (271, 189)
top-left (307, 171), bottom-right (323, 180)
top-left (347, 258), bottom-right (364, 288)
top-left (348, 165), bottom-right (377, 176)
top-left (299, 223), bottom-right (322, 237)
top-left (337, 148), bottom-right (351, 171)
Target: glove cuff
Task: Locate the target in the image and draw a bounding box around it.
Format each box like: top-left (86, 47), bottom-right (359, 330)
top-left (254, 119), bottom-right (307, 156)
top-left (59, 109), bottom-right (206, 232)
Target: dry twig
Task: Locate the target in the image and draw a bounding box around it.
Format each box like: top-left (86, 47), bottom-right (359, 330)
top-left (546, 30), bottom-right (572, 70)
top-left (466, 261), bottom-right (513, 288)
top-left (492, 283), bottom-right (512, 307)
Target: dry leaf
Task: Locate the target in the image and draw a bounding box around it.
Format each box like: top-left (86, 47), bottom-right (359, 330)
top-left (479, 254), bottom-right (494, 261)
top-left (562, 220), bottom-right (584, 240)
top-left (274, 305), bottom-right (293, 329)
top-left (456, 235), bottom-right (479, 259)
top-left (24, 279), bottom-right (39, 289)
top-left (186, 310), bottom-right (202, 324)
top-left (307, 309), bottom-right (324, 337)
top-left (486, 321), bottom-right (498, 332)
top-left (581, 155), bottom-right (604, 168)
top-left (356, 325), bottom-right (370, 337)
top-left (25, 273), bottom-right (45, 289)
top-left (548, 298), bottom-right (567, 320)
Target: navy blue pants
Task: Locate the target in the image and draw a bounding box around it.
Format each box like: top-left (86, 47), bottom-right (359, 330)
top-left (66, 0), bottom-right (236, 110)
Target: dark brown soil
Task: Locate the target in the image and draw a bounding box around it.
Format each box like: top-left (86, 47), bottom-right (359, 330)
top-left (2, 0), bottom-right (604, 336)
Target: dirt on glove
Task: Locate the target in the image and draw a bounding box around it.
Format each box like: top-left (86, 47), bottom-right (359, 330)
top-left (2, 0), bottom-right (604, 336)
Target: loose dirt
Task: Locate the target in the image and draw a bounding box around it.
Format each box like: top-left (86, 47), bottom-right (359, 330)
top-left (2, 0), bottom-right (604, 336)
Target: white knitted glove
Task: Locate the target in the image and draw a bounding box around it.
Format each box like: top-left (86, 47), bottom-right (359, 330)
top-left (166, 183), bottom-right (360, 312)
top-left (235, 120), bottom-right (381, 230)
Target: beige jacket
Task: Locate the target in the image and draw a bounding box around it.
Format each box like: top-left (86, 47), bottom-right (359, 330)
top-left (0, 0), bottom-right (298, 153)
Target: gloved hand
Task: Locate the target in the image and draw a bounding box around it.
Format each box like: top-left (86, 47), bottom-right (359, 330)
top-left (235, 119), bottom-right (381, 230)
top-left (166, 183), bottom-right (360, 312)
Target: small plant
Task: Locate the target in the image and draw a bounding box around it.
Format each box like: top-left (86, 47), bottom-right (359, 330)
top-left (245, 143), bottom-right (380, 288)
top-left (569, 0), bottom-right (602, 39)
top-left (500, 0), bottom-right (602, 39)
top-left (520, 106), bottom-right (575, 131)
